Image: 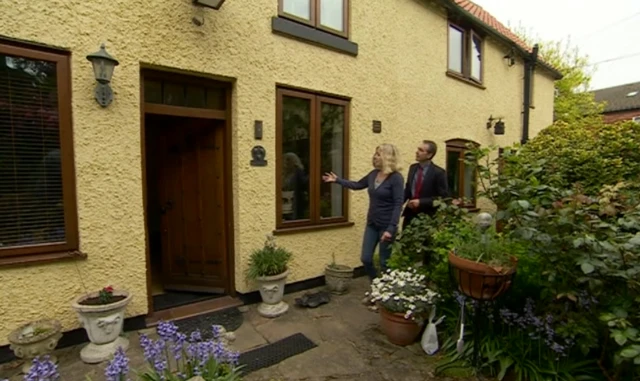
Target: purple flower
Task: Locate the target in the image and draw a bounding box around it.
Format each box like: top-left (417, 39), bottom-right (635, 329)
top-left (189, 330), bottom-right (202, 342)
top-left (24, 356), bottom-right (60, 381)
top-left (104, 347), bottom-right (130, 381)
top-left (157, 321), bottom-right (179, 342)
top-left (212, 325), bottom-right (223, 340)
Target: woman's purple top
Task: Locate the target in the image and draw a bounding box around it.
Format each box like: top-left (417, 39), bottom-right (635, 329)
top-left (336, 169), bottom-right (405, 234)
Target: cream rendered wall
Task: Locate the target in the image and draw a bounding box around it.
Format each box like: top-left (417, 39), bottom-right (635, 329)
top-left (0, 0), bottom-right (556, 343)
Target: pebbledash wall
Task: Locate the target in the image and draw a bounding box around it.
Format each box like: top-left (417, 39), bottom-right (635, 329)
top-left (0, 0), bottom-right (556, 344)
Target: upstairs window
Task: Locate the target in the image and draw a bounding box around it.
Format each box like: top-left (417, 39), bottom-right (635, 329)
top-left (448, 23), bottom-right (483, 84)
top-left (279, 0), bottom-right (350, 37)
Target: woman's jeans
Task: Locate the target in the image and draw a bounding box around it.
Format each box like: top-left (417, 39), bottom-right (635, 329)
top-left (361, 224), bottom-right (393, 281)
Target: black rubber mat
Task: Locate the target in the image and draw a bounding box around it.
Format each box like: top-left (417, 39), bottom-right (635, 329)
top-left (173, 307), bottom-right (244, 337)
top-left (238, 333), bottom-right (317, 374)
top-left (153, 291), bottom-right (222, 312)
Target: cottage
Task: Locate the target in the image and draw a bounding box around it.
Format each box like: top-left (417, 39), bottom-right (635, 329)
top-left (0, 0), bottom-right (560, 348)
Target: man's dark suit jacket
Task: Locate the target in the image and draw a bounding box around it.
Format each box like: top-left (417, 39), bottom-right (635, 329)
top-left (401, 162), bottom-right (449, 229)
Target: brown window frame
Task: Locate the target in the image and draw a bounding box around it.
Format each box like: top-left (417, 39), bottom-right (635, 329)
top-left (0, 41), bottom-right (80, 265)
top-left (275, 87), bottom-right (350, 232)
top-left (447, 22), bottom-right (484, 85)
top-left (445, 139), bottom-right (478, 210)
top-left (278, 0), bottom-right (350, 38)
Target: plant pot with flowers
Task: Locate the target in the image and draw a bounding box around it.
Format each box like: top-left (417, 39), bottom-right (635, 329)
top-left (369, 269), bottom-right (439, 346)
top-left (448, 220), bottom-right (521, 301)
top-left (246, 234), bottom-right (293, 318)
top-left (71, 285), bottom-right (132, 364)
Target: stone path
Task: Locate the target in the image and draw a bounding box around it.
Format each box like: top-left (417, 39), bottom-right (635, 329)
top-left (0, 277), bottom-right (462, 381)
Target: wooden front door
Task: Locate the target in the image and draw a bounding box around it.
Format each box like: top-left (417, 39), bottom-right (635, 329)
top-left (155, 116), bottom-right (228, 293)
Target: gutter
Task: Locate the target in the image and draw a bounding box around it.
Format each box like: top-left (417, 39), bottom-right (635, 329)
top-left (521, 44), bottom-right (538, 144)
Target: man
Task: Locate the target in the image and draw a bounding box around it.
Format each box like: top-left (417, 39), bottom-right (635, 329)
top-left (401, 140), bottom-right (449, 263)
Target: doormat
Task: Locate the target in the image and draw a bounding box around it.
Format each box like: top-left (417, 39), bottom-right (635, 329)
top-left (153, 291), bottom-right (222, 312)
top-left (238, 333), bottom-right (317, 375)
top-left (174, 307), bottom-right (244, 337)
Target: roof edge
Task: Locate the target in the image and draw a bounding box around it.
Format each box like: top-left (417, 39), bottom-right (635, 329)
top-left (436, 0), bottom-right (563, 80)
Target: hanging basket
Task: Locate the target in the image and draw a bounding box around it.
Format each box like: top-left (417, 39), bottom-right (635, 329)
top-left (448, 252), bottom-right (517, 301)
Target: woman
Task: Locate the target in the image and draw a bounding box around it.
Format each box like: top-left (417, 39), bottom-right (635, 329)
top-left (322, 144), bottom-right (404, 282)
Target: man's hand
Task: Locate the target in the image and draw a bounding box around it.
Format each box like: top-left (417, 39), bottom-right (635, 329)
top-left (407, 199), bottom-right (420, 209)
top-left (381, 231), bottom-right (393, 242)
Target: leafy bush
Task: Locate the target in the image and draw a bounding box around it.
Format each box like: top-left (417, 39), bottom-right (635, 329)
top-left (246, 234), bottom-right (292, 280)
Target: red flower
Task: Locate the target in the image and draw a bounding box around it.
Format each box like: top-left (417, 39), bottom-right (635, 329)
top-left (104, 286), bottom-right (114, 293)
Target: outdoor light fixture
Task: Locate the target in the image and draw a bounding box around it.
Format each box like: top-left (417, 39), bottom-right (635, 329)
top-left (487, 115), bottom-right (506, 135)
top-left (193, 0), bottom-right (226, 10)
top-left (86, 43), bottom-right (119, 108)
top-left (503, 48), bottom-right (516, 67)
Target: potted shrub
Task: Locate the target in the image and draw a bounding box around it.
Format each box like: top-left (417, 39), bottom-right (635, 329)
top-left (324, 253), bottom-right (354, 294)
top-left (71, 285), bottom-right (132, 364)
top-left (369, 269), bottom-right (439, 346)
top-left (8, 319), bottom-right (62, 374)
top-left (449, 221), bottom-right (521, 300)
top-left (246, 234), bottom-right (292, 318)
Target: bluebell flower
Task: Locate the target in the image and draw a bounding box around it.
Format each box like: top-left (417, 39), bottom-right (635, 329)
top-left (189, 330), bottom-right (202, 342)
top-left (157, 321), bottom-right (179, 342)
top-left (24, 356), bottom-right (60, 381)
top-left (104, 347), bottom-right (130, 381)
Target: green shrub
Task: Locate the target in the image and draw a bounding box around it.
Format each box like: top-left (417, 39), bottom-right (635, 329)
top-left (246, 235), bottom-right (292, 280)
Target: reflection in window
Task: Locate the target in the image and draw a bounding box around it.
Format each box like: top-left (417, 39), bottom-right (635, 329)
top-left (0, 53), bottom-right (65, 248)
top-left (277, 89), bottom-right (349, 228)
top-left (320, 0), bottom-right (344, 32)
top-left (448, 26), bottom-right (464, 73)
top-left (283, 0), bottom-right (311, 21)
top-left (470, 34), bottom-right (482, 81)
top-left (445, 140), bottom-right (478, 208)
top-left (281, 96), bottom-right (311, 222)
top-left (320, 102), bottom-right (344, 218)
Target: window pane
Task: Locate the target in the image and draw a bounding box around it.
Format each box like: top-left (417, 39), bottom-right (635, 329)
top-left (320, 102), bottom-right (345, 218)
top-left (471, 34), bottom-right (482, 81)
top-left (144, 79), bottom-right (163, 104)
top-left (163, 83), bottom-right (185, 106)
top-left (448, 26), bottom-right (463, 73)
top-left (463, 160), bottom-right (475, 201)
top-left (0, 54), bottom-right (66, 248)
top-left (283, 0), bottom-right (311, 20)
top-left (206, 87), bottom-right (226, 110)
top-left (185, 85), bottom-right (206, 108)
top-left (320, 0), bottom-right (344, 32)
top-left (446, 150), bottom-right (460, 198)
top-left (281, 96), bottom-right (311, 222)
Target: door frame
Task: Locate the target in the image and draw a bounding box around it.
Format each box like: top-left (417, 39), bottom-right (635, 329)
top-left (139, 69), bottom-right (236, 314)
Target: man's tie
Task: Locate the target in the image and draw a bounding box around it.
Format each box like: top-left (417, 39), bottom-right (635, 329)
top-left (414, 168), bottom-right (423, 199)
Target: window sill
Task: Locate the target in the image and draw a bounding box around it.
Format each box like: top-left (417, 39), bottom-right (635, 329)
top-left (273, 221), bottom-right (355, 235)
top-left (0, 250), bottom-right (87, 268)
top-left (446, 71), bottom-right (486, 90)
top-left (271, 17), bottom-right (358, 57)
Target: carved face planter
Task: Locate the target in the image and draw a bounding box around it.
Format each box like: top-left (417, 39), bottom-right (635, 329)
top-left (256, 270), bottom-right (289, 318)
top-left (71, 290), bottom-right (132, 364)
top-left (282, 191), bottom-right (294, 215)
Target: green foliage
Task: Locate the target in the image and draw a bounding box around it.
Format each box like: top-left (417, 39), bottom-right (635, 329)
top-left (246, 235), bottom-right (292, 280)
top-left (452, 224), bottom-right (525, 268)
top-left (517, 119), bottom-right (640, 195)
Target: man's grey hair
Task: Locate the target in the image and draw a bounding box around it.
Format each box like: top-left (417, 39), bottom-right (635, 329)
top-left (422, 140), bottom-right (438, 159)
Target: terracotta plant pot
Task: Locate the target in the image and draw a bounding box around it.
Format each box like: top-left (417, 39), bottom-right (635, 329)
top-left (448, 252), bottom-right (517, 301)
top-left (379, 307), bottom-right (422, 346)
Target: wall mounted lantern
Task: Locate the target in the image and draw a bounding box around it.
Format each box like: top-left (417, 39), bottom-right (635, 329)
top-left (86, 43), bottom-right (119, 108)
top-left (503, 48), bottom-right (516, 67)
top-left (487, 115), bottom-right (505, 135)
top-left (193, 0), bottom-right (226, 9)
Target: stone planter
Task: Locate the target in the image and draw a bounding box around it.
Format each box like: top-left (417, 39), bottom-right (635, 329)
top-left (71, 290), bottom-right (132, 364)
top-left (8, 319), bottom-right (62, 374)
top-left (256, 270), bottom-right (289, 318)
top-left (379, 307), bottom-right (422, 346)
top-left (324, 264), bottom-right (354, 294)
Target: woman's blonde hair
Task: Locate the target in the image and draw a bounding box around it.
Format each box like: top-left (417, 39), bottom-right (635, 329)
top-left (377, 143), bottom-right (401, 174)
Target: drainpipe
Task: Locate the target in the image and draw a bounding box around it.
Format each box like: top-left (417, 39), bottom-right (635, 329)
top-left (521, 44), bottom-right (539, 144)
